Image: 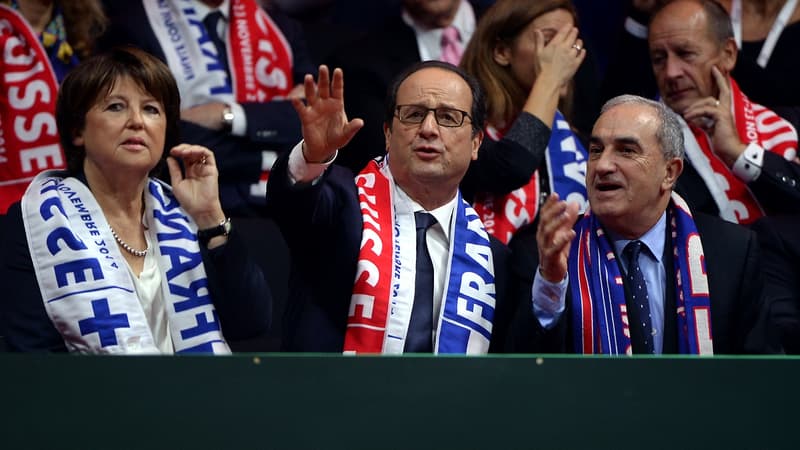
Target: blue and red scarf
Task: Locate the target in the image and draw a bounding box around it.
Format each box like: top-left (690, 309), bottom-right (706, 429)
top-left (568, 193), bottom-right (714, 355)
top-left (344, 158), bottom-right (496, 354)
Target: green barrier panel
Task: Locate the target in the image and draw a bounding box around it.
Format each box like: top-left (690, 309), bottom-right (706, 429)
top-left (0, 354), bottom-right (797, 449)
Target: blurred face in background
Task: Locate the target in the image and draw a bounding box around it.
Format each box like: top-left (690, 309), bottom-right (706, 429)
top-left (492, 8), bottom-right (574, 96)
top-left (648, 0), bottom-right (736, 115)
top-left (403, 0), bottom-right (462, 28)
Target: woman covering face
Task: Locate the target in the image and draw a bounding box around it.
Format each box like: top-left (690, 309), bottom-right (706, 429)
top-left (0, 47), bottom-right (272, 354)
top-left (460, 0), bottom-right (589, 244)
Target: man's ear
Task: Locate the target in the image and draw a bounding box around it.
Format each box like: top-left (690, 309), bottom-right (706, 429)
top-left (663, 157), bottom-right (683, 191)
top-left (719, 37), bottom-right (738, 73)
top-left (471, 129), bottom-right (483, 160)
top-left (383, 122), bottom-right (391, 151)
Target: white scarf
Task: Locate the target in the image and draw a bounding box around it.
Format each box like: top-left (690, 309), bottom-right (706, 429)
top-left (22, 172), bottom-right (231, 354)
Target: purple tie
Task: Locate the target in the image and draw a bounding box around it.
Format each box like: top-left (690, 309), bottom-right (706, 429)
top-left (440, 26), bottom-right (463, 65)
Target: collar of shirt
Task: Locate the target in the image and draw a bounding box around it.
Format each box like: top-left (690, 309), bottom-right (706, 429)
top-left (393, 185), bottom-right (457, 242)
top-left (192, 0), bottom-right (231, 22)
top-left (401, 0), bottom-right (476, 62)
top-left (607, 211), bottom-right (667, 271)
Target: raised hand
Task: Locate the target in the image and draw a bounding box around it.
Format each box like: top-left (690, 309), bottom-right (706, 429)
top-left (682, 66), bottom-right (746, 167)
top-left (536, 193), bottom-right (580, 283)
top-left (291, 65), bottom-right (364, 163)
top-left (523, 24), bottom-right (585, 128)
top-left (535, 24), bottom-right (585, 92)
top-left (167, 144), bottom-right (225, 230)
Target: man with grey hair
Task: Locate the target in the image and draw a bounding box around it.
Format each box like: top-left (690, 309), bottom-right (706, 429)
top-left (508, 94), bottom-right (775, 355)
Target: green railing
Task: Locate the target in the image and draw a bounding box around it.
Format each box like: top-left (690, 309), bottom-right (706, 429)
top-left (1, 354), bottom-right (797, 449)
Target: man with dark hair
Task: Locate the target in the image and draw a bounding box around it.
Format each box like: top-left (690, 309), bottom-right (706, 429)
top-left (509, 94), bottom-right (774, 355)
top-left (267, 61), bottom-right (519, 353)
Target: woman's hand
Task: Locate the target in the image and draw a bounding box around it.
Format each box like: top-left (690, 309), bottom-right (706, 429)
top-left (167, 144), bottom-right (226, 230)
top-left (535, 24), bottom-right (585, 91)
top-left (523, 24), bottom-right (585, 128)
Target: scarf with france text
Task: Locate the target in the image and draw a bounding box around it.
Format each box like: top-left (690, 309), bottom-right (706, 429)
top-left (568, 192), bottom-right (713, 355)
top-left (343, 158), bottom-right (496, 354)
top-left (0, 5), bottom-right (65, 214)
top-left (682, 77), bottom-right (797, 224)
top-left (22, 172), bottom-right (230, 354)
top-left (473, 111), bottom-right (588, 244)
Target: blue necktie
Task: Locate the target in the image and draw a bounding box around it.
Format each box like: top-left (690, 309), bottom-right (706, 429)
top-left (203, 11), bottom-right (230, 76)
top-left (404, 212), bottom-right (436, 353)
top-left (624, 240), bottom-right (654, 354)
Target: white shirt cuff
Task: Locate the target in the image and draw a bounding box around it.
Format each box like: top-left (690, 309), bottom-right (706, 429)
top-left (532, 268), bottom-right (568, 330)
top-left (287, 140), bottom-right (336, 184)
top-left (230, 102), bottom-right (247, 136)
top-left (732, 143), bottom-right (764, 182)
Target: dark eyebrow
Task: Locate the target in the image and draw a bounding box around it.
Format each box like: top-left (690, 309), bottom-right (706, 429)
top-left (613, 137), bottom-right (642, 148)
top-left (588, 136), bottom-right (642, 148)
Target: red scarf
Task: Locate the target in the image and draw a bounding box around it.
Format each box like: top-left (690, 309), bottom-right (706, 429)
top-left (473, 125), bottom-right (540, 245)
top-left (687, 78), bottom-right (797, 224)
top-left (227, 0), bottom-right (293, 103)
top-left (0, 5), bottom-right (64, 213)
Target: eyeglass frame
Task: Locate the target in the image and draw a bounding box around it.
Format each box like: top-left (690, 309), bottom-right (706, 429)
top-left (394, 104), bottom-right (473, 128)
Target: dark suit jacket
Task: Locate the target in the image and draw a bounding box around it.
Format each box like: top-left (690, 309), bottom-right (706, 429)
top-left (97, 0), bottom-right (315, 216)
top-left (0, 200), bottom-right (272, 352)
top-left (266, 153), bottom-right (519, 352)
top-left (507, 211), bottom-right (774, 354)
top-left (752, 214), bottom-right (800, 354)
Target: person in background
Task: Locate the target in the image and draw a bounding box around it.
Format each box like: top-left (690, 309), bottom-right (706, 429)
top-left (98, 0), bottom-right (315, 217)
top-left (0, 47), bottom-right (271, 353)
top-left (603, 0), bottom-right (800, 128)
top-left (461, 0), bottom-right (588, 244)
top-left (509, 94), bottom-right (774, 355)
top-left (0, 0), bottom-right (107, 213)
top-left (647, 0), bottom-right (800, 224)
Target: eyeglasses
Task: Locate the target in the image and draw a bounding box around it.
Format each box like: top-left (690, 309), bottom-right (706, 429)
top-left (394, 104), bottom-right (472, 128)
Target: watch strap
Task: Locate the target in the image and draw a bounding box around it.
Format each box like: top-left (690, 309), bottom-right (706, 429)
top-left (198, 217), bottom-right (232, 246)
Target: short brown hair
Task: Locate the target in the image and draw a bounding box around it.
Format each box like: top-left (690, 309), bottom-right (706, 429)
top-left (56, 47), bottom-right (180, 176)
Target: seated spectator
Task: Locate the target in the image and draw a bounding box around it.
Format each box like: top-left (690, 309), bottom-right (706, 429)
top-left (98, 0), bottom-right (315, 217)
top-left (0, 47), bottom-right (271, 353)
top-left (267, 62), bottom-right (522, 353)
top-left (0, 0), bottom-right (107, 212)
top-left (604, 0), bottom-right (800, 128)
top-left (461, 0), bottom-right (588, 244)
top-left (509, 95), bottom-right (774, 355)
top-left (608, 0), bottom-right (800, 223)
top-left (752, 214), bottom-right (800, 354)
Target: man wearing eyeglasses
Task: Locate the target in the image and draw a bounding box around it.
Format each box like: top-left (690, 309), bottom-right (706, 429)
top-left (267, 61), bottom-right (519, 354)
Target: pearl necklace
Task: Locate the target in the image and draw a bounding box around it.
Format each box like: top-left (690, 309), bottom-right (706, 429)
top-left (109, 227), bottom-right (149, 257)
